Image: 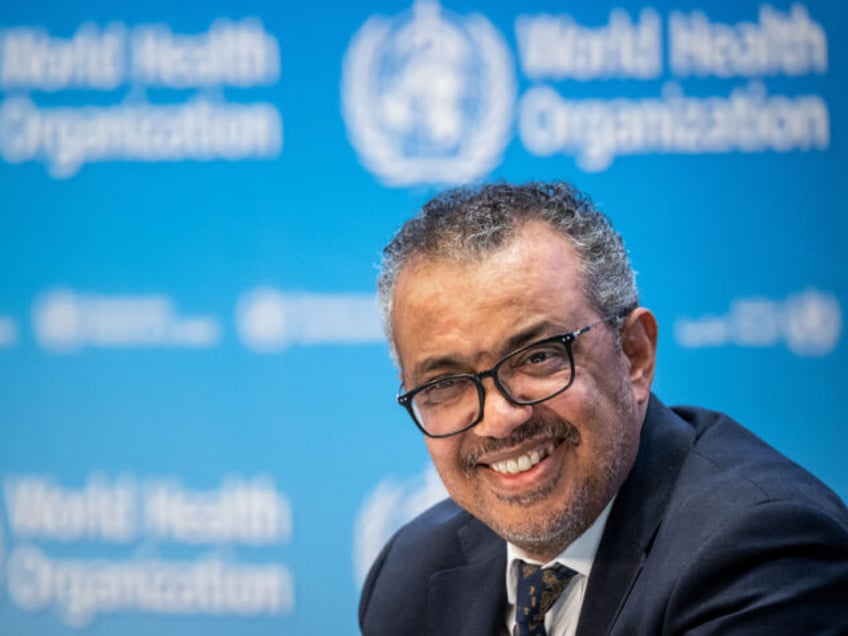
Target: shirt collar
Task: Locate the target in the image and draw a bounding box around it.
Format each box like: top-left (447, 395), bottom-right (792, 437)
top-left (505, 496), bottom-right (615, 604)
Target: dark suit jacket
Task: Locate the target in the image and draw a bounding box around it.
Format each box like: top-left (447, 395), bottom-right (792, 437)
top-left (359, 397), bottom-right (848, 635)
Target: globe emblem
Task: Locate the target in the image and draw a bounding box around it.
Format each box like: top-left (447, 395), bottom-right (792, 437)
top-left (353, 466), bottom-right (447, 585)
top-left (32, 289), bottom-right (83, 353)
top-left (342, 0), bottom-right (516, 186)
top-left (236, 288), bottom-right (291, 353)
top-left (782, 289), bottom-right (841, 357)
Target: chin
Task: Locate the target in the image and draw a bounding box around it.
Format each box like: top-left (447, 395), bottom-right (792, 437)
top-left (487, 486), bottom-right (594, 558)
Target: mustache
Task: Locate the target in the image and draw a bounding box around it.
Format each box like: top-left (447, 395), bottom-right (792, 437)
top-left (460, 412), bottom-right (580, 472)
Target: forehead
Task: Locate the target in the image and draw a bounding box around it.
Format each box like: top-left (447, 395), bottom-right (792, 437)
top-left (391, 222), bottom-right (590, 373)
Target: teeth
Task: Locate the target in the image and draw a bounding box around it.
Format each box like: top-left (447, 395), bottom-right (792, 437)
top-left (490, 444), bottom-right (553, 475)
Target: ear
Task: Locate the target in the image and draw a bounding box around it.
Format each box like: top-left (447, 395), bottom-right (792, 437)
top-left (620, 307), bottom-right (658, 406)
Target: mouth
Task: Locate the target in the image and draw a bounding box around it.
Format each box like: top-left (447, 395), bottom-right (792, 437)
top-left (460, 414), bottom-right (581, 483)
top-left (485, 441), bottom-right (558, 475)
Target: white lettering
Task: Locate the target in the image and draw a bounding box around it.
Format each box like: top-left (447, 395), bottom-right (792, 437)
top-left (0, 97), bottom-right (282, 178)
top-left (518, 82), bottom-right (829, 171)
top-left (144, 477), bottom-right (292, 545)
top-left (516, 9), bottom-right (661, 80)
top-left (0, 23), bottom-right (124, 91)
top-left (235, 290), bottom-right (384, 353)
top-left (4, 475), bottom-right (136, 542)
top-left (7, 546), bottom-right (293, 627)
top-left (131, 19), bottom-right (279, 88)
top-left (0, 19), bottom-right (280, 91)
top-left (670, 4), bottom-right (827, 77)
top-left (675, 289), bottom-right (841, 356)
top-left (674, 317), bottom-right (730, 348)
top-left (30, 289), bottom-right (222, 352)
top-left (3, 473), bottom-right (292, 545)
top-left (731, 299), bottom-right (782, 346)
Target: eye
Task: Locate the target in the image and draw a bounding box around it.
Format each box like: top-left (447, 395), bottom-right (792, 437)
top-left (511, 345), bottom-right (568, 376)
top-left (428, 377), bottom-right (459, 391)
top-left (527, 350), bottom-right (555, 364)
top-left (417, 376), bottom-right (469, 405)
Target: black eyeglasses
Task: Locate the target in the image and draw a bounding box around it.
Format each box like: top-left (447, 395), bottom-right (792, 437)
top-left (397, 308), bottom-right (634, 438)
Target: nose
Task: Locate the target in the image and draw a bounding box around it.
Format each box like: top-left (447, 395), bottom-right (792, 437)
top-left (471, 377), bottom-right (533, 439)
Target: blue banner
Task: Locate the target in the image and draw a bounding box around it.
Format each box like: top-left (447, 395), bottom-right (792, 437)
top-left (1, 1), bottom-right (845, 634)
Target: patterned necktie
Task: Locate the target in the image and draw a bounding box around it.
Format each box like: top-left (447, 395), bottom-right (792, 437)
top-left (512, 560), bottom-right (577, 636)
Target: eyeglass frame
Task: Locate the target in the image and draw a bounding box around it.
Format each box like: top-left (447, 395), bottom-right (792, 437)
top-left (396, 306), bottom-right (636, 438)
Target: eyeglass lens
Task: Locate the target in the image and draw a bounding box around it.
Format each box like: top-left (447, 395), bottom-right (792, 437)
top-left (410, 338), bottom-right (574, 436)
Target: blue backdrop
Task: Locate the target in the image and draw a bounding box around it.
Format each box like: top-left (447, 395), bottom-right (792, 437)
top-left (1, 1), bottom-right (845, 634)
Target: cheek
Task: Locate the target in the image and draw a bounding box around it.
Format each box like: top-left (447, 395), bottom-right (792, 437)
top-left (553, 369), bottom-right (635, 453)
top-left (546, 380), bottom-right (602, 427)
top-left (569, 354), bottom-right (635, 418)
top-left (575, 376), bottom-right (641, 484)
top-left (425, 437), bottom-right (480, 508)
top-left (425, 438), bottom-right (463, 479)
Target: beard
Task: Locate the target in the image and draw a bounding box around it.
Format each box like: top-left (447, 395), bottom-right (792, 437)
top-left (455, 384), bottom-right (637, 559)
top-left (497, 446), bottom-right (626, 559)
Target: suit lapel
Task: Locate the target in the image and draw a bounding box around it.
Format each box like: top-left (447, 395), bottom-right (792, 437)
top-left (426, 515), bottom-right (508, 636)
top-left (576, 397), bottom-right (694, 636)
top-left (420, 398), bottom-right (694, 636)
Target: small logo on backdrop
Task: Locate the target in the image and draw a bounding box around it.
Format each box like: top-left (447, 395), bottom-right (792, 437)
top-left (236, 288), bottom-right (383, 353)
top-left (236, 288), bottom-right (291, 353)
top-left (31, 289), bottom-right (220, 353)
top-left (353, 466), bottom-right (447, 585)
top-left (674, 288), bottom-right (842, 357)
top-left (782, 289), bottom-right (841, 356)
top-left (341, 0), bottom-right (516, 186)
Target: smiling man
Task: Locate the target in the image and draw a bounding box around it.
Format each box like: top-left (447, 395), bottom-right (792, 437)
top-left (359, 182), bottom-right (848, 636)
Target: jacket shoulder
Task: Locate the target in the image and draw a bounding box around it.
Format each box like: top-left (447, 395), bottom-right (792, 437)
top-left (613, 404), bottom-right (848, 634)
top-left (672, 404), bottom-right (848, 517)
top-left (359, 499), bottom-right (498, 635)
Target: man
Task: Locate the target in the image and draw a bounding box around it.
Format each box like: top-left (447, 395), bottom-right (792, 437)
top-left (359, 182), bottom-right (848, 635)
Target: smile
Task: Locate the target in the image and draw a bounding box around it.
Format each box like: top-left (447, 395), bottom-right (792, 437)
top-left (488, 442), bottom-right (556, 475)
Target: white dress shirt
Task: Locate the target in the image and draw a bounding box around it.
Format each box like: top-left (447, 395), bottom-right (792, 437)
top-left (504, 498), bottom-right (615, 636)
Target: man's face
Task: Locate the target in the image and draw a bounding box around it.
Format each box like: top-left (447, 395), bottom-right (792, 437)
top-left (391, 221), bottom-right (654, 560)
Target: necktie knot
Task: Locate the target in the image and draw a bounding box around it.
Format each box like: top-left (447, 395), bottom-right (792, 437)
top-left (513, 560), bottom-right (576, 636)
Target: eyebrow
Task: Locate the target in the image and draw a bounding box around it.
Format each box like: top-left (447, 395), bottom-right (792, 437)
top-left (409, 354), bottom-right (466, 384)
top-left (500, 322), bottom-right (559, 354)
top-left (409, 320), bottom-right (567, 383)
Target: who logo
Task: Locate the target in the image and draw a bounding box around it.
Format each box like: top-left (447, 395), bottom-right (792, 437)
top-left (353, 467), bottom-right (447, 585)
top-left (342, 0), bottom-right (516, 186)
top-left (782, 289), bottom-right (842, 357)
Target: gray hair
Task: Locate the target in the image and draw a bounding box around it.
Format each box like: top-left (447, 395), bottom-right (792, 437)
top-left (378, 181), bottom-right (638, 353)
